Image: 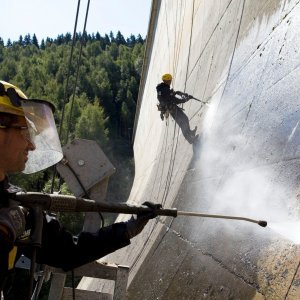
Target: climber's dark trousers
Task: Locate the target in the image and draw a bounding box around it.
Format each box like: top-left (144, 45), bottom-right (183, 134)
top-left (170, 106), bottom-right (194, 142)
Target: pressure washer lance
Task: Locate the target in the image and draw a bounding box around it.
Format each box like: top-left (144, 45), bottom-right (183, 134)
top-left (178, 211), bottom-right (267, 227)
top-left (185, 94), bottom-right (209, 105)
top-left (13, 192), bottom-right (268, 229)
top-left (175, 91), bottom-right (208, 105)
top-left (189, 96), bottom-right (208, 105)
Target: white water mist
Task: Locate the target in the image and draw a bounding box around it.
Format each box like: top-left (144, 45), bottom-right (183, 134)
top-left (193, 96), bottom-right (299, 242)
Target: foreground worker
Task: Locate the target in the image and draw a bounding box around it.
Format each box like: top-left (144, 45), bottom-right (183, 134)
top-left (156, 73), bottom-right (197, 144)
top-left (0, 80), bottom-right (158, 299)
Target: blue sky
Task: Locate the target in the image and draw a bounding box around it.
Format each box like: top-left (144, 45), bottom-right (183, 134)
top-left (1, 0), bottom-right (152, 43)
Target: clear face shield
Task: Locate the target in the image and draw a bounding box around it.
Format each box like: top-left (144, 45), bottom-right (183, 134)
top-left (21, 100), bottom-right (63, 174)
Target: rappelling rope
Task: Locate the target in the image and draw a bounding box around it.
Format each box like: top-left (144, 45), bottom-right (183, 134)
top-left (161, 0), bottom-right (195, 207)
top-left (49, 0), bottom-right (81, 195)
top-left (149, 118), bottom-right (169, 201)
top-left (163, 1), bottom-right (171, 70)
top-left (129, 125), bottom-right (170, 271)
top-left (48, 2), bottom-right (92, 300)
top-left (172, 1), bottom-right (186, 74)
top-left (131, 0), bottom-right (185, 273)
top-left (132, 0), bottom-right (200, 277)
top-left (130, 112), bottom-right (173, 272)
top-left (158, 0), bottom-right (184, 206)
top-left (66, 2), bottom-right (92, 300)
top-left (58, 0), bottom-right (81, 141)
top-left (65, 0), bottom-right (91, 144)
top-left (161, 117), bottom-right (180, 206)
top-left (36, 2), bottom-right (83, 299)
top-left (148, 0), bottom-right (204, 269)
top-left (183, 0), bottom-right (194, 93)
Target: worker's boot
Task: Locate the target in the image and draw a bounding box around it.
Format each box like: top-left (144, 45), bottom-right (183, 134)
top-left (187, 126), bottom-right (198, 144)
top-left (190, 126), bottom-right (197, 137)
top-left (188, 134), bottom-right (199, 144)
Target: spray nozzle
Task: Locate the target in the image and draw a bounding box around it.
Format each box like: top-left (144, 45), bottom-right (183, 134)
top-left (258, 220), bottom-right (267, 227)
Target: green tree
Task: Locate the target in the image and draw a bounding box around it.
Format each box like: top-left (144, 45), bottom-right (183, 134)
top-left (18, 35), bottom-right (24, 46)
top-left (32, 34), bottom-right (39, 48)
top-left (108, 42), bottom-right (119, 60)
top-left (75, 102), bottom-right (109, 148)
top-left (40, 39), bottom-right (45, 50)
top-left (6, 38), bottom-right (12, 47)
top-left (60, 94), bottom-right (89, 144)
top-left (126, 34), bottom-right (136, 47)
top-left (24, 34), bottom-right (32, 46)
top-left (109, 31), bottom-right (115, 43)
top-left (116, 31), bottom-right (126, 45)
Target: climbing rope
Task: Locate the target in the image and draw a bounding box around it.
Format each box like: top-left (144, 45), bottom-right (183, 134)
top-left (65, 0), bottom-right (90, 144)
top-left (50, 0), bottom-right (81, 194)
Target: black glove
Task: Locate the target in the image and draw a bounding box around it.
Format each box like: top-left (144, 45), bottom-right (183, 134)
top-left (0, 206), bottom-right (26, 244)
top-left (142, 201), bottom-right (162, 213)
top-left (182, 94), bottom-right (193, 102)
top-left (174, 91), bottom-right (184, 96)
top-left (125, 202), bottom-right (162, 239)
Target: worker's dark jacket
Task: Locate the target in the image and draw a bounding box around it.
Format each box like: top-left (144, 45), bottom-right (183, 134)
top-left (156, 82), bottom-right (186, 113)
top-left (0, 178), bottom-right (130, 299)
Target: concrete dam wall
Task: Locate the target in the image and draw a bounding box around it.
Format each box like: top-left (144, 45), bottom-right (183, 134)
top-left (80, 0), bottom-right (300, 298)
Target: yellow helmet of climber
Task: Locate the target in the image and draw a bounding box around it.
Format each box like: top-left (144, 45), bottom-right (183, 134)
top-left (0, 80), bottom-right (63, 174)
top-left (162, 73), bottom-right (173, 82)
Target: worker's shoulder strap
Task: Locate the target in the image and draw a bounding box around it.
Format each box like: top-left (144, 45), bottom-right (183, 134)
top-left (1, 177), bottom-right (24, 195)
top-left (0, 178), bottom-right (24, 208)
top-left (6, 183), bottom-right (24, 195)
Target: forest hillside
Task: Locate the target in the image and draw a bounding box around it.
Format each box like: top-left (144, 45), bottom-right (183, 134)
top-left (0, 31), bottom-right (145, 231)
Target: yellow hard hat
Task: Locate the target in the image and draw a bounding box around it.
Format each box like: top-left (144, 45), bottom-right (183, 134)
top-left (162, 73), bottom-right (173, 81)
top-left (0, 80), bottom-right (27, 116)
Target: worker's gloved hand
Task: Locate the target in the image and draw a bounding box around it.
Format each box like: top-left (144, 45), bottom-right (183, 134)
top-left (125, 202), bottom-right (162, 239)
top-left (142, 201), bottom-right (162, 213)
top-left (0, 206), bottom-right (27, 245)
top-left (182, 94), bottom-right (193, 102)
top-left (174, 91), bottom-right (184, 96)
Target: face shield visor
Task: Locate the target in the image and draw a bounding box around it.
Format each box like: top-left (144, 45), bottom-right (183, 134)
top-left (21, 100), bottom-right (63, 174)
top-left (0, 81), bottom-right (63, 174)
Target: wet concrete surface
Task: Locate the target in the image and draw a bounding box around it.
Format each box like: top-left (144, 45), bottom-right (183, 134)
top-left (79, 0), bottom-right (300, 298)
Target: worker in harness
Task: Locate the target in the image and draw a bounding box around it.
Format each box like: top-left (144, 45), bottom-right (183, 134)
top-left (156, 74), bottom-right (197, 144)
top-left (0, 80), bottom-right (159, 299)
